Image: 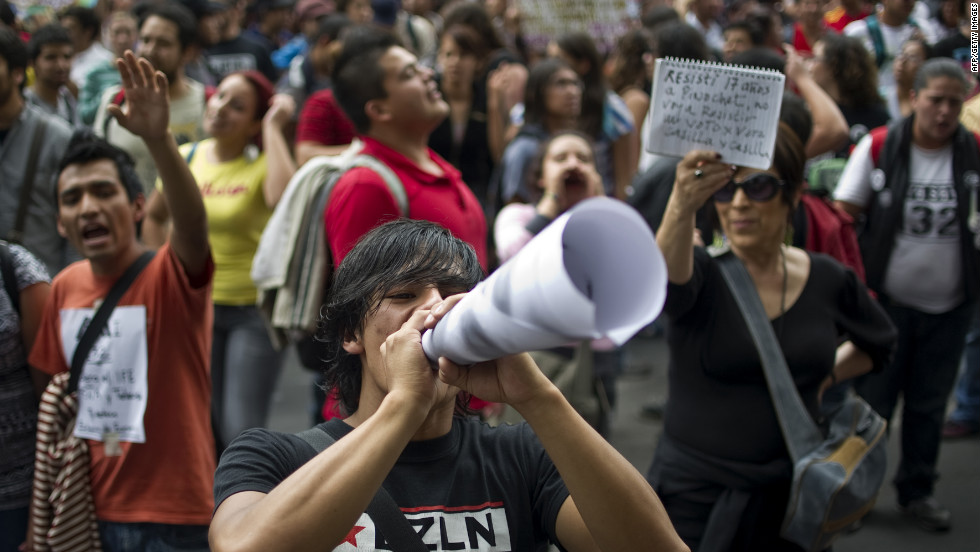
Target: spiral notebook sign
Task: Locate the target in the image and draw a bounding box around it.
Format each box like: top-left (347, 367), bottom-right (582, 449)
top-left (646, 58), bottom-right (786, 170)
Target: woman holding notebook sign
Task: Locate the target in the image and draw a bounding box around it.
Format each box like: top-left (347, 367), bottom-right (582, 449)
top-left (647, 122), bottom-right (896, 550)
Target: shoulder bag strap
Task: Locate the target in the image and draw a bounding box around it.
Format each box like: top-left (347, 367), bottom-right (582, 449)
top-left (350, 154), bottom-right (410, 217)
top-left (9, 116), bottom-right (49, 244)
top-left (715, 253), bottom-right (824, 461)
top-left (68, 251), bottom-right (155, 394)
top-left (297, 426), bottom-right (428, 552)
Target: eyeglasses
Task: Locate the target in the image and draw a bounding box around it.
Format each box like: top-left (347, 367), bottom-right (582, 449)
top-left (548, 77), bottom-right (584, 90)
top-left (713, 173), bottom-right (785, 202)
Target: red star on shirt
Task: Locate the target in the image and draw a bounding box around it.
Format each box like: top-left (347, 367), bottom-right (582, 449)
top-left (342, 525), bottom-right (365, 546)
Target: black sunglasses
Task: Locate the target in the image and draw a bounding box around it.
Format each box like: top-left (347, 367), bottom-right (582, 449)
top-left (713, 173), bottom-right (785, 203)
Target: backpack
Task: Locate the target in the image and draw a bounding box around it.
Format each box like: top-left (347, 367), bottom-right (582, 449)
top-left (868, 125), bottom-right (980, 166)
top-left (863, 15), bottom-right (918, 68)
top-left (252, 144), bottom-right (408, 370)
top-left (797, 193), bottom-right (867, 282)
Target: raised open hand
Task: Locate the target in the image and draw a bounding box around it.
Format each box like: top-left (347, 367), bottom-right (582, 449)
top-left (672, 150), bottom-right (735, 214)
top-left (263, 93), bottom-right (296, 130)
top-left (106, 50), bottom-right (170, 142)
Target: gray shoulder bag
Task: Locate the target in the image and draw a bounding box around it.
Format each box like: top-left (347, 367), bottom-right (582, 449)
top-left (716, 252), bottom-right (887, 552)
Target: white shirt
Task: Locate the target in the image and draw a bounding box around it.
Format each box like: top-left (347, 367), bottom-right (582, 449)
top-left (835, 135), bottom-right (964, 312)
top-left (70, 42), bottom-right (114, 89)
top-left (685, 11), bottom-right (725, 53)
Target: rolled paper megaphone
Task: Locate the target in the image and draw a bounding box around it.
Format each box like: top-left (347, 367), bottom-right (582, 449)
top-left (421, 196), bottom-right (668, 365)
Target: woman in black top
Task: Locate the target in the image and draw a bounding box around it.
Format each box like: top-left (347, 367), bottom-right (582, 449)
top-left (809, 32), bottom-right (891, 152)
top-left (429, 24), bottom-right (495, 211)
top-left (648, 123), bottom-right (896, 551)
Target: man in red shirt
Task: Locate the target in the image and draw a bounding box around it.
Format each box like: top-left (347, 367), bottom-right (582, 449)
top-left (325, 27), bottom-right (488, 270)
top-left (318, 27), bottom-right (488, 420)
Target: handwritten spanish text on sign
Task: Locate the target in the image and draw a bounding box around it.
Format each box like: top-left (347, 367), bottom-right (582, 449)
top-left (646, 58), bottom-right (785, 170)
top-left (60, 306), bottom-right (149, 443)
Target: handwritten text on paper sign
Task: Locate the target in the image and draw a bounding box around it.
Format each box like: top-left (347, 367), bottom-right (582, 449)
top-left (646, 59), bottom-right (785, 170)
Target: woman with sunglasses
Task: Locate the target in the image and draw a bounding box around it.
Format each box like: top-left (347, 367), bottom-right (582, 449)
top-left (647, 123), bottom-right (896, 551)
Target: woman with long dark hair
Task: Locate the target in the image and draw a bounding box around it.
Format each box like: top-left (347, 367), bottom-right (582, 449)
top-left (809, 32), bottom-right (890, 153)
top-left (548, 31), bottom-right (637, 200)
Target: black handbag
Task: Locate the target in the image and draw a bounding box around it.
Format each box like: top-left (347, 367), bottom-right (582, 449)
top-left (717, 252), bottom-right (888, 552)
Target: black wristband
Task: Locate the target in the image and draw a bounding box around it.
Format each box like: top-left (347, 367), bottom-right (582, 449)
top-left (524, 213), bottom-right (554, 235)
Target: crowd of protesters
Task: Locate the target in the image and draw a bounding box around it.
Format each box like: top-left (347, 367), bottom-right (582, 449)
top-left (0, 0), bottom-right (978, 550)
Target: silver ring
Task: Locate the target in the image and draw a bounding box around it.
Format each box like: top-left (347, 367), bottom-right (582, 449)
top-left (694, 169), bottom-right (704, 178)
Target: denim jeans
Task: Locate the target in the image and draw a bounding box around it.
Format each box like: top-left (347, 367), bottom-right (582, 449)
top-left (855, 298), bottom-right (975, 504)
top-left (98, 521), bottom-right (209, 551)
top-left (947, 312), bottom-right (980, 426)
top-left (211, 304), bottom-right (284, 451)
top-left (0, 506), bottom-right (28, 552)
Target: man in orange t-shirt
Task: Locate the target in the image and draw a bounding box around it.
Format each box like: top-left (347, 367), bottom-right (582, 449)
top-left (29, 52), bottom-right (214, 549)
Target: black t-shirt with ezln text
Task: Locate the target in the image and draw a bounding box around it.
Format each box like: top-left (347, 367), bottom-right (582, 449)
top-left (214, 417), bottom-right (570, 551)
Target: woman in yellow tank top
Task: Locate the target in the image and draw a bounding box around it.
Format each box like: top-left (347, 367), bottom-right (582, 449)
top-left (143, 71), bottom-right (296, 453)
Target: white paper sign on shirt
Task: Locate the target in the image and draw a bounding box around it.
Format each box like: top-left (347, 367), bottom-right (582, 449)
top-left (645, 58), bottom-right (785, 170)
top-left (60, 306), bottom-right (149, 443)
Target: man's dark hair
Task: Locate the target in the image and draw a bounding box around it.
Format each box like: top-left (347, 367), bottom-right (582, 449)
top-left (724, 20), bottom-right (764, 47)
top-left (914, 56), bottom-right (968, 93)
top-left (523, 57), bottom-right (576, 130)
top-left (320, 219), bottom-right (484, 415)
top-left (28, 24), bottom-right (73, 61)
top-left (654, 21), bottom-right (710, 61)
top-left (641, 5), bottom-right (680, 31)
top-left (0, 26), bottom-right (27, 92)
top-left (139, 2), bottom-right (199, 51)
top-left (730, 47), bottom-right (785, 73)
top-left (311, 13), bottom-right (350, 44)
top-left (60, 6), bottom-right (101, 41)
top-left (0, 0), bottom-right (15, 27)
top-left (58, 129), bottom-right (144, 203)
top-left (332, 26), bottom-right (402, 134)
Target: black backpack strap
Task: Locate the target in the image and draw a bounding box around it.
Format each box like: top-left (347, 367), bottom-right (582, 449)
top-left (296, 426), bottom-right (428, 552)
top-left (9, 116), bottom-right (49, 244)
top-left (69, 251), bottom-right (155, 394)
top-left (0, 241), bottom-right (20, 314)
